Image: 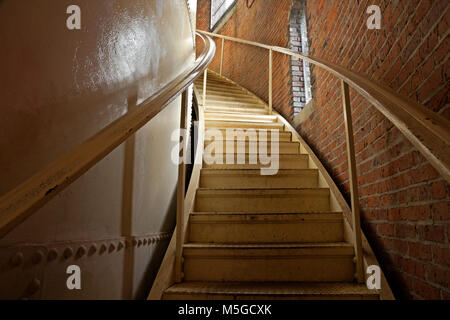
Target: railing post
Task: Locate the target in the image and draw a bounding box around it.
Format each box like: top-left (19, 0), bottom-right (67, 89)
top-left (203, 70), bottom-right (208, 106)
top-left (341, 80), bottom-right (364, 284)
top-left (175, 89), bottom-right (189, 283)
top-left (220, 38), bottom-right (225, 76)
top-left (269, 48), bottom-right (273, 113)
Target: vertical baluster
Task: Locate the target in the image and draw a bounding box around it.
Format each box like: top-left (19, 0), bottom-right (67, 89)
top-left (341, 80), bottom-right (364, 284)
top-left (269, 48), bottom-right (273, 113)
top-left (203, 70), bottom-right (208, 107)
top-left (175, 90), bottom-right (189, 283)
top-left (220, 38), bottom-right (225, 76)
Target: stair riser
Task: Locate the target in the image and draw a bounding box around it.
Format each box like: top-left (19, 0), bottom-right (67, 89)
top-left (197, 83), bottom-right (243, 90)
top-left (183, 254), bottom-right (354, 282)
top-left (205, 107), bottom-right (268, 115)
top-left (201, 93), bottom-right (257, 101)
top-left (203, 142), bottom-right (299, 155)
top-left (205, 130), bottom-right (291, 142)
top-left (206, 121), bottom-right (283, 130)
top-left (163, 293), bottom-right (378, 300)
top-left (202, 156), bottom-right (308, 170)
top-left (203, 95), bottom-right (258, 103)
top-left (195, 191), bottom-right (330, 213)
top-left (200, 173), bottom-right (317, 189)
top-left (204, 98), bottom-right (259, 105)
top-left (205, 114), bottom-right (277, 122)
top-left (205, 99), bottom-right (262, 105)
top-left (189, 219), bottom-right (344, 243)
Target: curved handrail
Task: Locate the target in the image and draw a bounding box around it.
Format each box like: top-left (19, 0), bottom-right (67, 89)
top-left (0, 32), bottom-right (216, 238)
top-left (198, 30), bottom-right (450, 184)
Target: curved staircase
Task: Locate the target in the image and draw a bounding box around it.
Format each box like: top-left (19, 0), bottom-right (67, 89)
top-left (161, 71), bottom-right (388, 300)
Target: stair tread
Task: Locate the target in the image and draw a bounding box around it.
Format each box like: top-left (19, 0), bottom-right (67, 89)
top-left (197, 188), bottom-right (330, 193)
top-left (165, 282), bottom-right (377, 297)
top-left (184, 242), bottom-right (352, 249)
top-left (201, 169), bottom-right (316, 175)
top-left (191, 211), bottom-right (342, 216)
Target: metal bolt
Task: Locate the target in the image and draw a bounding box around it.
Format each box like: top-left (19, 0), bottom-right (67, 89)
top-left (32, 250), bottom-right (44, 265)
top-left (77, 246), bottom-right (87, 258)
top-left (99, 244), bottom-right (107, 254)
top-left (27, 278), bottom-right (41, 295)
top-left (88, 244), bottom-right (97, 256)
top-left (63, 247), bottom-right (73, 260)
top-left (10, 252), bottom-right (24, 267)
top-left (47, 249), bottom-right (58, 262)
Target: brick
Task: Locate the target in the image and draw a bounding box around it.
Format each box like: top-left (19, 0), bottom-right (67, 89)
top-left (425, 264), bottom-right (449, 288)
top-left (413, 279), bottom-right (441, 300)
top-left (409, 242), bottom-right (432, 261)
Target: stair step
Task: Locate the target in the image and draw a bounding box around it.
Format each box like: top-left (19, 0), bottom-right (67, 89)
top-left (197, 79), bottom-right (239, 87)
top-left (202, 94), bottom-right (257, 103)
top-left (205, 106), bottom-right (269, 114)
top-left (205, 128), bottom-right (292, 142)
top-left (190, 212), bottom-right (344, 243)
top-left (202, 154), bottom-right (308, 170)
top-left (205, 101), bottom-right (265, 108)
top-left (203, 141), bottom-right (300, 155)
top-left (197, 84), bottom-right (246, 93)
top-left (200, 169), bottom-right (317, 188)
top-left (194, 188), bottom-right (330, 213)
top-left (206, 120), bottom-right (284, 130)
top-left (200, 91), bottom-right (255, 99)
top-left (182, 243), bottom-right (355, 282)
top-left (163, 282), bottom-right (378, 300)
top-left (205, 113), bottom-right (277, 122)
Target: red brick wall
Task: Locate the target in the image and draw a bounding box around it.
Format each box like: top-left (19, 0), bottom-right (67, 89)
top-left (197, 0), bottom-right (449, 300)
top-left (196, 0), bottom-right (295, 119)
top-left (299, 0), bottom-right (450, 299)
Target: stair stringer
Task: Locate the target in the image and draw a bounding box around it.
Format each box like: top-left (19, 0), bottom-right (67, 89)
top-left (148, 94), bottom-right (205, 300)
top-left (206, 69), bottom-right (395, 300)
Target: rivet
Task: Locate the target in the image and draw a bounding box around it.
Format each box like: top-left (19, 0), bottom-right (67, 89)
top-left (47, 249), bottom-right (58, 262)
top-left (109, 243), bottom-right (115, 253)
top-left (99, 244), bottom-right (107, 254)
top-left (32, 250), bottom-right (44, 265)
top-left (63, 247), bottom-right (73, 260)
top-left (10, 252), bottom-right (24, 267)
top-left (77, 246), bottom-right (87, 258)
top-left (27, 278), bottom-right (41, 295)
top-left (88, 244), bottom-right (97, 256)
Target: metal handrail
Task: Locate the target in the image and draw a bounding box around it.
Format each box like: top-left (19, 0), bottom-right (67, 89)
top-left (198, 29), bottom-right (450, 284)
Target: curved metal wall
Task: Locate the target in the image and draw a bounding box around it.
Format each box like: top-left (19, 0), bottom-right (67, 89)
top-left (0, 0), bottom-right (195, 299)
